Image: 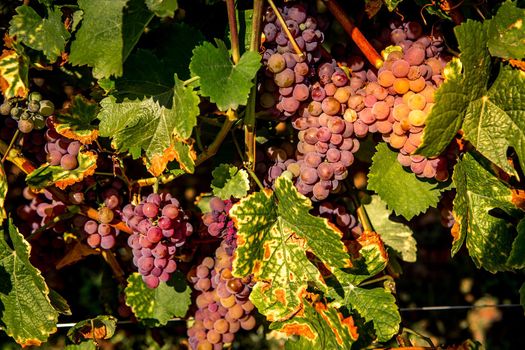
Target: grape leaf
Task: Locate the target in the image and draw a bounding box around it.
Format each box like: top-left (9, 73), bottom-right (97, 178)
top-left (125, 272), bottom-right (191, 327)
top-left (67, 315), bottom-right (117, 344)
top-left (211, 164), bottom-right (250, 200)
top-left (364, 196), bottom-right (417, 262)
top-left (146, 0), bottom-right (178, 18)
top-left (155, 23), bottom-right (205, 81)
top-left (487, 1), bottom-right (525, 60)
top-left (0, 163), bottom-right (6, 223)
top-left (69, 0), bottom-right (128, 78)
top-left (114, 49), bottom-right (174, 106)
top-left (229, 176), bottom-right (351, 321)
top-left (506, 217), bottom-right (525, 269)
top-left (9, 5), bottom-right (70, 62)
top-left (452, 152), bottom-right (522, 272)
top-left (343, 286), bottom-right (399, 342)
top-left (0, 220), bottom-right (59, 347)
top-left (26, 150), bottom-right (98, 190)
top-left (173, 74), bottom-right (199, 139)
top-left (384, 0), bottom-right (403, 11)
top-left (122, 0), bottom-right (155, 62)
top-left (53, 96), bottom-right (99, 144)
top-left (49, 289), bottom-right (72, 316)
top-left (272, 300), bottom-right (358, 349)
top-left (97, 92), bottom-right (197, 176)
top-left (0, 49), bottom-right (29, 99)
top-left (416, 20), bottom-right (491, 158)
top-left (461, 66), bottom-right (525, 178)
top-left (368, 143), bottom-right (446, 220)
top-left (189, 40), bottom-right (260, 111)
top-left (65, 342), bottom-right (96, 350)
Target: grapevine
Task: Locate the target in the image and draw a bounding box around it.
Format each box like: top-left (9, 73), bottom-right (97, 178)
top-left (0, 0), bottom-right (524, 349)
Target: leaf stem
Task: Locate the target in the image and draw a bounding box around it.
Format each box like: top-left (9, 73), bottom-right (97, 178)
top-left (226, 0), bottom-right (240, 64)
top-left (1, 130), bottom-right (20, 163)
top-left (183, 76), bottom-right (200, 86)
top-left (323, 0), bottom-right (383, 68)
top-left (245, 166), bottom-right (264, 191)
top-left (267, 0), bottom-right (304, 58)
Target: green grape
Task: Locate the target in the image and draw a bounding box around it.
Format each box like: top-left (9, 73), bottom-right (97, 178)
top-left (39, 100), bottom-right (55, 117)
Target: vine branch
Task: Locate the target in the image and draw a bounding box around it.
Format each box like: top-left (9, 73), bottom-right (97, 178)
top-left (323, 0), bottom-right (383, 68)
top-left (226, 0), bottom-right (240, 64)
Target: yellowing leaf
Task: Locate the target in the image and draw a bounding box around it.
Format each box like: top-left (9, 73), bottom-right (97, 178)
top-left (0, 49), bottom-right (29, 99)
top-left (229, 176), bottom-right (351, 321)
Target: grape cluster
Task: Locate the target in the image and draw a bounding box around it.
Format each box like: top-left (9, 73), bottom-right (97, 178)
top-left (351, 22), bottom-right (450, 180)
top-left (188, 241), bottom-right (256, 350)
top-left (123, 193), bottom-right (193, 288)
top-left (202, 197), bottom-right (236, 248)
top-left (260, 5), bottom-right (361, 201)
top-left (44, 119), bottom-right (82, 171)
top-left (0, 116), bottom-right (47, 163)
top-left (259, 3), bottom-right (323, 119)
top-left (312, 201), bottom-right (362, 238)
top-left (257, 142), bottom-right (295, 187)
top-left (0, 92), bottom-right (54, 133)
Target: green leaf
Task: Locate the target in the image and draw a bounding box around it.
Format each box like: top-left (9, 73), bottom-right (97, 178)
top-left (0, 163), bottom-right (6, 224)
top-left (211, 164), bottom-right (250, 200)
top-left (122, 0), bottom-right (155, 62)
top-left (155, 23), bottom-right (205, 81)
top-left (506, 218), bottom-right (525, 269)
top-left (53, 96), bottom-right (99, 144)
top-left (461, 66), bottom-right (525, 178)
top-left (487, 1), bottom-right (525, 60)
top-left (9, 5), bottom-right (70, 62)
top-left (229, 176), bottom-right (351, 321)
top-left (49, 289), bottom-right (72, 316)
top-left (384, 0), bottom-right (403, 11)
top-left (124, 272), bottom-right (191, 326)
top-left (189, 40), bottom-right (261, 111)
top-left (67, 315), bottom-right (117, 344)
top-left (115, 49), bottom-right (174, 106)
top-left (452, 152), bottom-right (522, 271)
top-left (368, 143), bottom-right (446, 220)
top-left (171, 141), bottom-right (196, 174)
top-left (69, 0), bottom-right (128, 78)
top-left (97, 95), bottom-right (196, 177)
top-left (416, 20), bottom-right (491, 158)
top-left (343, 286), bottom-right (400, 342)
top-left (0, 49), bottom-right (29, 99)
top-left (65, 342), bottom-right (97, 350)
top-left (173, 74), bottom-right (199, 139)
top-left (26, 150), bottom-right (97, 190)
top-left (146, 0), bottom-right (178, 18)
top-left (0, 220), bottom-right (59, 346)
top-left (364, 196), bottom-right (417, 262)
top-left (271, 300), bottom-right (358, 349)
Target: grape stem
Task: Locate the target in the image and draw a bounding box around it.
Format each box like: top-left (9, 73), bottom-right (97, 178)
top-left (244, 0), bottom-right (264, 170)
top-left (183, 76), bottom-right (200, 87)
top-left (345, 182), bottom-right (374, 233)
top-left (267, 0), bottom-right (305, 58)
top-left (323, 0), bottom-right (384, 68)
top-left (226, 0), bottom-right (240, 64)
top-left (1, 129), bottom-right (20, 163)
top-left (101, 250), bottom-right (126, 285)
top-left (358, 274), bottom-right (393, 287)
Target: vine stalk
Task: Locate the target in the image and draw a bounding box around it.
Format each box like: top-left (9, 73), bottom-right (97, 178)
top-left (323, 0), bottom-right (383, 68)
top-left (226, 0), bottom-right (240, 64)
